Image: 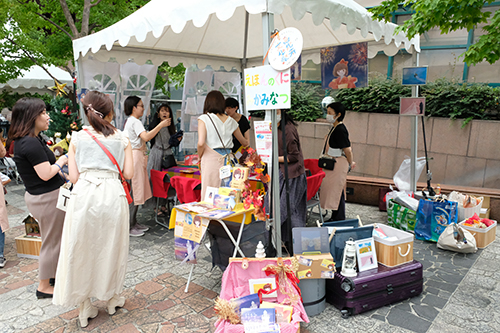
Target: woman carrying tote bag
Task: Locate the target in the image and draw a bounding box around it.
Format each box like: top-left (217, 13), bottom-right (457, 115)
top-left (320, 102), bottom-right (356, 222)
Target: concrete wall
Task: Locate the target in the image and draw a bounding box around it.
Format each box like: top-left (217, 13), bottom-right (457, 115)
top-left (290, 112), bottom-right (500, 189)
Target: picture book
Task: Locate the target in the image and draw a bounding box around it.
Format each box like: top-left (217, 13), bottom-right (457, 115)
top-left (200, 209), bottom-right (235, 219)
top-left (260, 302), bottom-right (293, 323)
top-left (213, 194), bottom-right (236, 210)
top-left (248, 278), bottom-right (277, 298)
top-left (218, 187), bottom-right (242, 203)
top-left (241, 308), bottom-right (278, 333)
top-left (230, 293), bottom-right (260, 316)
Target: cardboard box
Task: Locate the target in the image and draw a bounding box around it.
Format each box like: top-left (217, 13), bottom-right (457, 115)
top-left (15, 236), bottom-right (41, 259)
top-left (480, 196), bottom-right (490, 219)
top-left (459, 220), bottom-right (497, 249)
top-left (373, 224), bottom-right (414, 267)
top-left (295, 253), bottom-right (335, 279)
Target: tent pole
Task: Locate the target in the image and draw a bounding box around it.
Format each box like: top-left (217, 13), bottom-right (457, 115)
top-left (262, 12), bottom-right (282, 257)
top-left (410, 51), bottom-right (419, 193)
top-left (241, 11), bottom-right (250, 118)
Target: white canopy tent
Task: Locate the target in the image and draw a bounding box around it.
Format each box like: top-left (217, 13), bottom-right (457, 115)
top-left (73, 0), bottom-right (420, 69)
top-left (0, 65), bottom-right (73, 95)
top-left (72, 0), bottom-right (422, 257)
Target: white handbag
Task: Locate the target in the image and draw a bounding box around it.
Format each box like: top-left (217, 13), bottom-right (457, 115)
top-left (437, 223), bottom-right (477, 253)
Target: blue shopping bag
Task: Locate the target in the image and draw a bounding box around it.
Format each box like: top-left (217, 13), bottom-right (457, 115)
top-left (414, 199), bottom-right (458, 242)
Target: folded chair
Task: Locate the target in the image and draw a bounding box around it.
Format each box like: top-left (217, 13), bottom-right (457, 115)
top-left (304, 159), bottom-right (326, 225)
top-left (169, 176), bottom-right (201, 204)
top-left (150, 169), bottom-right (175, 229)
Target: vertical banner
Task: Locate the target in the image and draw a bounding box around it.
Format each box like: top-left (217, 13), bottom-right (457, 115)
top-left (321, 42), bottom-right (368, 90)
top-left (244, 65), bottom-right (291, 111)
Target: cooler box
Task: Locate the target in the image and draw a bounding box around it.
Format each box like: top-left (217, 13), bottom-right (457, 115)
top-left (459, 220), bottom-right (497, 249)
top-left (373, 224), bottom-right (414, 267)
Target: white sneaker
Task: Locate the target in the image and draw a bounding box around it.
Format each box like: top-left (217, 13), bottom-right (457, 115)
top-left (129, 227), bottom-right (144, 237)
top-left (0, 257), bottom-right (6, 268)
top-left (135, 223), bottom-right (149, 232)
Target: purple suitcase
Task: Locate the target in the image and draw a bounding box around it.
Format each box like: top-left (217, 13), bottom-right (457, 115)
top-left (326, 260), bottom-right (423, 318)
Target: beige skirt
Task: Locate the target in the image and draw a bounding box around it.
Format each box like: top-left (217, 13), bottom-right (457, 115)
top-left (200, 145), bottom-right (225, 200)
top-left (131, 147), bottom-right (152, 205)
top-left (320, 156), bottom-right (349, 210)
top-left (25, 188), bottom-right (66, 280)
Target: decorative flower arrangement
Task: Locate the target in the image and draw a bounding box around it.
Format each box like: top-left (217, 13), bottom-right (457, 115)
top-left (238, 147), bottom-right (270, 221)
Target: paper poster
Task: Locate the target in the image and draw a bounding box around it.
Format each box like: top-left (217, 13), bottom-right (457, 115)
top-left (175, 237), bottom-right (197, 264)
top-left (175, 208), bottom-right (210, 243)
top-left (185, 97), bottom-right (197, 115)
top-left (182, 132), bottom-right (197, 149)
top-left (402, 66), bottom-right (428, 85)
top-left (189, 116), bottom-right (199, 131)
top-left (253, 121), bottom-right (272, 164)
top-left (244, 65), bottom-right (291, 111)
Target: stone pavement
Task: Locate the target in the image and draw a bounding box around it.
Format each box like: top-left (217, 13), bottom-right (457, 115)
top-left (0, 181), bottom-right (499, 333)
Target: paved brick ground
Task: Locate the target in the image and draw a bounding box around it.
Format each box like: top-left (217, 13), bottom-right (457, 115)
top-left (1, 182), bottom-right (499, 332)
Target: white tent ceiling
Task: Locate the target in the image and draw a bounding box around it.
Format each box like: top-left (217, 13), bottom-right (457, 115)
top-left (73, 0), bottom-right (419, 70)
top-left (0, 66), bottom-right (73, 95)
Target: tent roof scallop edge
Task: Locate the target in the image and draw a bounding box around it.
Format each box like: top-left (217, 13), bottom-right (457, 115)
top-left (73, 0), bottom-right (419, 68)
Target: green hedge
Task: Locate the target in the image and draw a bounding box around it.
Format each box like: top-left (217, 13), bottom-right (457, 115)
top-left (335, 78), bottom-right (500, 126)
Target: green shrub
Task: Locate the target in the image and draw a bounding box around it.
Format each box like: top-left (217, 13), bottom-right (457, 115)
top-left (334, 77), bottom-right (500, 125)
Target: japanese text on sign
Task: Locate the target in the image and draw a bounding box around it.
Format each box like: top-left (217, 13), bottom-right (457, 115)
top-left (244, 65), bottom-right (291, 111)
top-left (268, 27), bottom-right (303, 71)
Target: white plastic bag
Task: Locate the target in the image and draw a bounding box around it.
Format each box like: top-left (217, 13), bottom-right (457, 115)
top-left (393, 156), bottom-right (426, 191)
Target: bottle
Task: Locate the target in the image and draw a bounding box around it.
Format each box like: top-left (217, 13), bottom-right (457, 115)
top-left (436, 184), bottom-right (441, 195)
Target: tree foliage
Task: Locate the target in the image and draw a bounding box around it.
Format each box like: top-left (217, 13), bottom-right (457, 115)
top-left (369, 0), bottom-right (500, 65)
top-left (0, 0), bottom-right (149, 83)
top-left (154, 62), bottom-right (186, 97)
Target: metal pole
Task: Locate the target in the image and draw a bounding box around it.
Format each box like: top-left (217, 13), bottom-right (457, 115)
top-left (262, 12), bottom-right (281, 257)
top-left (410, 51), bottom-right (419, 192)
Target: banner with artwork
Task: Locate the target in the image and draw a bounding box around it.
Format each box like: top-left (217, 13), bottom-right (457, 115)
top-left (321, 42), bottom-right (368, 90)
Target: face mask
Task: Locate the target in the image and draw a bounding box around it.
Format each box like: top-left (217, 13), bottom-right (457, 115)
top-left (276, 114), bottom-right (281, 123)
top-left (326, 114), bottom-right (336, 123)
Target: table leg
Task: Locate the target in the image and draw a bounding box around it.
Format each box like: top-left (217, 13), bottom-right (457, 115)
top-left (216, 220), bottom-right (246, 257)
top-left (232, 214), bottom-right (247, 258)
top-left (184, 264), bottom-right (195, 293)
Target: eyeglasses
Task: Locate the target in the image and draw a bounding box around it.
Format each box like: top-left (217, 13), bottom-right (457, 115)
top-left (137, 104), bottom-right (145, 108)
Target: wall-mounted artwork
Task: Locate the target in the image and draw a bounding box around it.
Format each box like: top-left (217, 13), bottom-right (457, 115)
top-left (321, 42), bottom-right (368, 90)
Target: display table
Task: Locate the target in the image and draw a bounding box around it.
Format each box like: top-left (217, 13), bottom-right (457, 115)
top-left (163, 166), bottom-right (265, 192)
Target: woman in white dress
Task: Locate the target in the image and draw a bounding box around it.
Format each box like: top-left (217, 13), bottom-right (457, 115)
top-left (53, 91), bottom-right (134, 328)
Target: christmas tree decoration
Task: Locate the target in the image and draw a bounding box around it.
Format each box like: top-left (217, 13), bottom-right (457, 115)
top-left (46, 96), bottom-right (82, 140)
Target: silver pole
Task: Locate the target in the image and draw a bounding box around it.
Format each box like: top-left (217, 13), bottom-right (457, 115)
top-left (410, 51), bottom-right (419, 192)
top-left (262, 13), bottom-right (281, 257)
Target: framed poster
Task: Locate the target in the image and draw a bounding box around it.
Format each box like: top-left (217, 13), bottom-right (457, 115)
top-left (321, 42), bottom-right (368, 90)
top-left (400, 97), bottom-right (426, 116)
top-left (355, 237), bottom-right (378, 272)
top-left (402, 66), bottom-right (428, 85)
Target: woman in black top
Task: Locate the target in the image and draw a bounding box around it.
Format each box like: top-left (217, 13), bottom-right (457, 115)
top-left (225, 97), bottom-right (251, 153)
top-left (319, 102), bottom-right (356, 221)
top-left (10, 98), bottom-right (68, 299)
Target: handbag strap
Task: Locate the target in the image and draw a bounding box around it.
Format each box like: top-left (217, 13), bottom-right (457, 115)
top-left (206, 113), bottom-right (228, 152)
top-left (83, 129), bottom-right (126, 182)
top-left (321, 123), bottom-right (339, 155)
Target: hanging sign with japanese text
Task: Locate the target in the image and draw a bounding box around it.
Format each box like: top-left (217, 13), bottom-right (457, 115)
top-left (244, 65), bottom-right (291, 111)
top-left (268, 27), bottom-right (303, 71)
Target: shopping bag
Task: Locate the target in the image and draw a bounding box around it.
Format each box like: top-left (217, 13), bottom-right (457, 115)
top-left (56, 183), bottom-right (72, 211)
top-left (437, 223), bottom-right (477, 253)
top-left (387, 199), bottom-right (417, 232)
top-left (329, 225), bottom-right (374, 269)
top-left (414, 199), bottom-right (458, 242)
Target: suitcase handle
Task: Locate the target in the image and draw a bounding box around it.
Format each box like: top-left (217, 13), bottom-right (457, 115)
top-left (398, 244), bottom-right (411, 257)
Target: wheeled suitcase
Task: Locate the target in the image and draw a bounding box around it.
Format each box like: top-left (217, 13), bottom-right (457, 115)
top-left (326, 260), bottom-right (423, 318)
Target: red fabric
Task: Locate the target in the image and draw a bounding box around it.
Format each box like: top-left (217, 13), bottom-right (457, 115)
top-left (170, 176), bottom-right (201, 203)
top-left (150, 169), bottom-right (170, 198)
top-left (304, 158), bottom-right (322, 176)
top-left (304, 159), bottom-right (325, 201)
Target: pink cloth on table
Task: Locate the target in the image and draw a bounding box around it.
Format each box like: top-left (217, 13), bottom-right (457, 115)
top-left (215, 259), bottom-right (309, 333)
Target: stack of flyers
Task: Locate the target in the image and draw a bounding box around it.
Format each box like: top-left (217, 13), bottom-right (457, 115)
top-left (200, 209), bottom-right (235, 219)
top-left (176, 202), bottom-right (215, 214)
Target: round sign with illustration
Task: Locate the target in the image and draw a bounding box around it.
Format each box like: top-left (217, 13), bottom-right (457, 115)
top-left (267, 27), bottom-right (303, 71)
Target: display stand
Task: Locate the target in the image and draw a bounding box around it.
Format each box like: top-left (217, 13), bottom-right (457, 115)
top-left (169, 205), bottom-right (255, 292)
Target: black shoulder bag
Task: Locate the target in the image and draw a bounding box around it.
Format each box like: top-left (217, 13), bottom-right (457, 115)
top-left (318, 124), bottom-right (337, 170)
